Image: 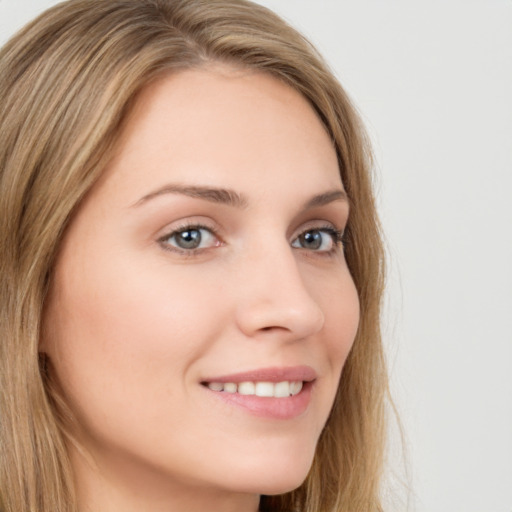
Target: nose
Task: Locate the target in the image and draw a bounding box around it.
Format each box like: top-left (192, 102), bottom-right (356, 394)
top-left (234, 243), bottom-right (325, 341)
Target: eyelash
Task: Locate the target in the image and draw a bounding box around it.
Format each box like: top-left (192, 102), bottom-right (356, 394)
top-left (158, 223), bottom-right (219, 256)
top-left (158, 222), bottom-right (345, 257)
top-left (312, 225), bottom-right (345, 251)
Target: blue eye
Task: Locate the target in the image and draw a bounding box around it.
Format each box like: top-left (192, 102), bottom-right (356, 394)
top-left (291, 227), bottom-right (343, 252)
top-left (159, 224), bottom-right (343, 255)
top-left (160, 225), bottom-right (218, 251)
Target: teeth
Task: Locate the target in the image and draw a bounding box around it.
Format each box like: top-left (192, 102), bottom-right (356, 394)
top-left (238, 382), bottom-right (255, 395)
top-left (206, 380), bottom-right (303, 397)
top-left (290, 381), bottom-right (303, 395)
top-left (255, 382), bottom-right (274, 397)
top-left (274, 381), bottom-right (290, 397)
top-left (223, 382), bottom-right (237, 393)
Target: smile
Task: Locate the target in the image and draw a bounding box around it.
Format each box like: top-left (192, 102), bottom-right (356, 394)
top-left (200, 366), bottom-right (316, 419)
top-left (205, 380), bottom-right (303, 397)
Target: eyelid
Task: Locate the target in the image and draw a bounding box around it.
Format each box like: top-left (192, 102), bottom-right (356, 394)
top-left (291, 219), bottom-right (345, 239)
top-left (157, 221), bottom-right (223, 255)
top-left (156, 215), bottom-right (221, 240)
top-left (290, 222), bottom-right (345, 255)
top-left (155, 217), bottom-right (346, 257)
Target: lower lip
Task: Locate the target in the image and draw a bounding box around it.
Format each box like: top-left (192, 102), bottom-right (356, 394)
top-left (203, 381), bottom-right (313, 420)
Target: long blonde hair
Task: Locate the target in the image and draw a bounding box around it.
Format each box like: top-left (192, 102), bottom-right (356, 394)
top-left (0, 1), bottom-right (387, 511)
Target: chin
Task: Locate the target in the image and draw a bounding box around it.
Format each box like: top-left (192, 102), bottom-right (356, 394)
top-left (217, 448), bottom-right (315, 496)
top-left (253, 473), bottom-right (309, 496)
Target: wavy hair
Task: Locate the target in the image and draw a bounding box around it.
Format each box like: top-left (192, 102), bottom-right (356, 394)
top-left (0, 1), bottom-right (388, 511)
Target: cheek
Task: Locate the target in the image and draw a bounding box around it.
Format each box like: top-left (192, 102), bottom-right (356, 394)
top-left (296, 268), bottom-right (359, 437)
top-left (317, 276), bottom-right (359, 427)
top-left (313, 269), bottom-right (360, 370)
top-left (44, 251), bottom-right (227, 430)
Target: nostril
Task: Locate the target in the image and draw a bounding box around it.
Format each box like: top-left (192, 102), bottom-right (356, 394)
top-left (235, 288), bottom-right (324, 339)
top-left (259, 325), bottom-right (292, 333)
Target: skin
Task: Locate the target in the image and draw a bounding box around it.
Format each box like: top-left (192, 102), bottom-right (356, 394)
top-left (42, 66), bottom-right (360, 512)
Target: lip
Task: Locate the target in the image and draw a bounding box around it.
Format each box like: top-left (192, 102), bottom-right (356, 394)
top-left (201, 365), bottom-right (317, 384)
top-left (201, 366), bottom-right (316, 420)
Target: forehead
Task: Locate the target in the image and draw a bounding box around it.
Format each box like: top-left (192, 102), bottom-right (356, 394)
top-left (93, 66), bottom-right (342, 207)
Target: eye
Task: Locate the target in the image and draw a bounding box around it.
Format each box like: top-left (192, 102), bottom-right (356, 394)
top-left (291, 227), bottom-right (343, 252)
top-left (159, 224), bottom-right (220, 252)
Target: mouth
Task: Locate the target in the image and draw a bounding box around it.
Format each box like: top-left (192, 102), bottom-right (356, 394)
top-left (202, 380), bottom-right (304, 397)
top-left (200, 366), bottom-right (316, 419)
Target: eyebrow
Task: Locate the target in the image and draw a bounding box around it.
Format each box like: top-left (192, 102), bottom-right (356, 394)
top-left (132, 184), bottom-right (248, 209)
top-left (132, 183), bottom-right (348, 210)
top-left (303, 189), bottom-right (348, 209)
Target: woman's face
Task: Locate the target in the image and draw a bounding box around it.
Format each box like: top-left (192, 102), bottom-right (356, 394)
top-left (43, 67), bottom-right (359, 507)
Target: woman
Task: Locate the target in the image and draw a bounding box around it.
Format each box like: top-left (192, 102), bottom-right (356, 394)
top-left (0, 1), bottom-right (388, 511)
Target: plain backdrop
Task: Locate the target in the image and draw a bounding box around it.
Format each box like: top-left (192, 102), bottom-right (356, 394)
top-left (1, 1), bottom-right (511, 511)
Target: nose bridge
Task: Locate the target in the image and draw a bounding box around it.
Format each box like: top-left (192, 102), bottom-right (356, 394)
top-left (234, 238), bottom-right (325, 340)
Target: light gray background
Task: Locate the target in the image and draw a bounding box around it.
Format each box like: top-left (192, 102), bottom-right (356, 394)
top-left (1, 1), bottom-right (511, 511)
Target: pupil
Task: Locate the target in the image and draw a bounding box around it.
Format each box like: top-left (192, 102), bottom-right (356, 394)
top-left (301, 230), bottom-right (322, 250)
top-left (177, 229), bottom-right (201, 249)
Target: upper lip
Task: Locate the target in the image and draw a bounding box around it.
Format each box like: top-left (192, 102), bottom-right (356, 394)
top-left (201, 365), bottom-right (317, 384)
